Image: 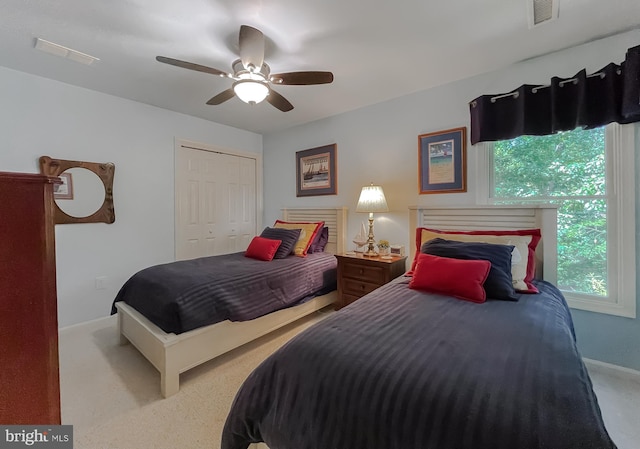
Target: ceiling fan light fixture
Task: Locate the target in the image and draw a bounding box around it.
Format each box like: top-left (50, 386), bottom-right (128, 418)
top-left (156, 26), bottom-right (333, 112)
top-left (233, 80), bottom-right (269, 105)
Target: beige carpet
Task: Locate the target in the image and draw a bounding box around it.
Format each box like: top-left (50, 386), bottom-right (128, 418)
top-left (60, 311), bottom-right (640, 449)
top-left (60, 311), bottom-right (331, 449)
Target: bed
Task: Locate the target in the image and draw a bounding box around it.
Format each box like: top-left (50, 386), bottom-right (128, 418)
top-left (114, 207), bottom-right (346, 398)
top-left (222, 205), bottom-right (617, 449)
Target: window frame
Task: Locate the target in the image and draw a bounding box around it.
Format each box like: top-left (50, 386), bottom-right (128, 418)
top-left (476, 123), bottom-right (636, 318)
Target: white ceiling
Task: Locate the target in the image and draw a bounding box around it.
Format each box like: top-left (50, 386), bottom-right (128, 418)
top-left (2, 0), bottom-right (639, 135)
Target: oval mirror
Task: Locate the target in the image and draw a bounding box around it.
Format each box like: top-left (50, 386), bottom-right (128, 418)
top-left (39, 156), bottom-right (115, 225)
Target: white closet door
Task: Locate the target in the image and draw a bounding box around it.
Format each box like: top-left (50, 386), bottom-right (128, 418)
top-left (175, 147), bottom-right (205, 260)
top-left (238, 155), bottom-right (257, 250)
top-left (175, 146), bottom-right (257, 260)
top-left (201, 150), bottom-right (221, 257)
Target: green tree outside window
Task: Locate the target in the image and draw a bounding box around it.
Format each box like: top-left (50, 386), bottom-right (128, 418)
top-left (493, 127), bottom-right (607, 296)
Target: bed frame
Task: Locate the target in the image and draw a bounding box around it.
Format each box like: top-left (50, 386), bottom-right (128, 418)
top-left (408, 205), bottom-right (558, 283)
top-left (246, 205), bottom-right (559, 449)
top-left (116, 207), bottom-right (347, 398)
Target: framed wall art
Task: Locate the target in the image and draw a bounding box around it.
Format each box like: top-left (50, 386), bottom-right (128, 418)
top-left (53, 172), bottom-right (74, 200)
top-left (418, 127), bottom-right (467, 194)
top-left (296, 144), bottom-right (337, 197)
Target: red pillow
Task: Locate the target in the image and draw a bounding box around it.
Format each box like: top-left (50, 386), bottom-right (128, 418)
top-left (409, 253), bottom-right (491, 303)
top-left (245, 236), bottom-right (282, 261)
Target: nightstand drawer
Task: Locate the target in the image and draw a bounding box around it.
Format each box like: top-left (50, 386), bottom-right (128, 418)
top-left (335, 253), bottom-right (407, 310)
top-left (342, 263), bottom-right (385, 282)
top-left (342, 278), bottom-right (381, 297)
top-left (340, 293), bottom-right (361, 308)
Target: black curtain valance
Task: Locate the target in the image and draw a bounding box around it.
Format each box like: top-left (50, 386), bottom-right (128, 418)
top-left (469, 45), bottom-right (640, 144)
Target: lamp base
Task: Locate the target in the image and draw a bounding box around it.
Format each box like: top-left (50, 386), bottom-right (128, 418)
top-left (363, 216), bottom-right (378, 257)
top-left (363, 249), bottom-right (378, 257)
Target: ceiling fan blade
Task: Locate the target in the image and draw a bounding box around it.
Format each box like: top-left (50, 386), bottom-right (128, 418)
top-left (156, 56), bottom-right (230, 77)
top-left (239, 25), bottom-right (265, 71)
top-left (270, 71), bottom-right (334, 85)
top-left (206, 88), bottom-right (236, 105)
top-left (266, 89), bottom-right (294, 112)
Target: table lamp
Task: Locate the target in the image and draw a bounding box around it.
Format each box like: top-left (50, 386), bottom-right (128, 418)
top-left (356, 184), bottom-right (389, 257)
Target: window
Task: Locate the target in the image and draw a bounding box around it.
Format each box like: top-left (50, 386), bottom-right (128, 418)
top-left (477, 123), bottom-right (635, 318)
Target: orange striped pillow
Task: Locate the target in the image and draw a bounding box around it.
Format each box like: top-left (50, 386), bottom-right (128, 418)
top-left (273, 220), bottom-right (324, 256)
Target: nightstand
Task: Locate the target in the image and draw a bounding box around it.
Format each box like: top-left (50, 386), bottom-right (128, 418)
top-left (335, 253), bottom-right (407, 309)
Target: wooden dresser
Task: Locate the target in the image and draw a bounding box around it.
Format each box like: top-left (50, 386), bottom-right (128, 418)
top-left (335, 253), bottom-right (407, 309)
top-left (0, 172), bottom-right (61, 424)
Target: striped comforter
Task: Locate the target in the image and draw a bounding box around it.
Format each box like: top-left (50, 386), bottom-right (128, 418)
top-left (222, 278), bottom-right (616, 449)
top-left (111, 252), bottom-right (337, 334)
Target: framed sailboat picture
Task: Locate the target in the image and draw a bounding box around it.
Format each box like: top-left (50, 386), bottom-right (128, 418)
top-left (296, 144), bottom-right (337, 197)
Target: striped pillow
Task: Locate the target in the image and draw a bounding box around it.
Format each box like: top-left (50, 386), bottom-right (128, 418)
top-left (273, 220), bottom-right (324, 256)
top-left (260, 227), bottom-right (301, 259)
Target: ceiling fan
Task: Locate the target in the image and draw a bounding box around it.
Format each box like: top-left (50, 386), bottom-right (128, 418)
top-left (156, 25), bottom-right (334, 112)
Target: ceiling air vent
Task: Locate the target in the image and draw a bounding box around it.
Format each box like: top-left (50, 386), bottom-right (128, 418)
top-left (34, 38), bottom-right (99, 66)
top-left (528, 0), bottom-right (559, 28)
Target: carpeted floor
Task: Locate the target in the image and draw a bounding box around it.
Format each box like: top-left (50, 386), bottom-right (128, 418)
top-left (59, 311), bottom-right (640, 449)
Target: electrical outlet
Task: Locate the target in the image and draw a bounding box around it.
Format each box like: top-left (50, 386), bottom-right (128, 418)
top-left (95, 276), bottom-right (108, 290)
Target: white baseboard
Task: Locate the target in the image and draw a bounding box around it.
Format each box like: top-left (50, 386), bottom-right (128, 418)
top-left (59, 314), bottom-right (116, 335)
top-left (583, 357), bottom-right (640, 380)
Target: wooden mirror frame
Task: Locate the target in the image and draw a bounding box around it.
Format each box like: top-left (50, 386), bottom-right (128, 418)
top-left (39, 156), bottom-right (115, 225)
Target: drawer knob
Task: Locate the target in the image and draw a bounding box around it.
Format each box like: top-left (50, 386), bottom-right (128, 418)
top-left (359, 269), bottom-right (364, 275)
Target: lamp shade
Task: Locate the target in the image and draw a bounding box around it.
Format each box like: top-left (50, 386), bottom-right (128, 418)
top-left (233, 80), bottom-right (269, 104)
top-left (356, 184), bottom-right (389, 213)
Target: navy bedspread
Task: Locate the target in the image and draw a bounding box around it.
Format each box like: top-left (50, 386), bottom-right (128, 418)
top-left (222, 279), bottom-right (616, 449)
top-left (111, 252), bottom-right (337, 334)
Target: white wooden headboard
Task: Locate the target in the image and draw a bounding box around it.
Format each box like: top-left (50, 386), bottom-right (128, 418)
top-left (281, 207), bottom-right (347, 255)
top-left (409, 205), bottom-right (558, 284)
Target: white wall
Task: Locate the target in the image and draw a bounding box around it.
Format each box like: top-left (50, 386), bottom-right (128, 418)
top-left (262, 29), bottom-right (640, 370)
top-left (0, 66), bottom-right (262, 327)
